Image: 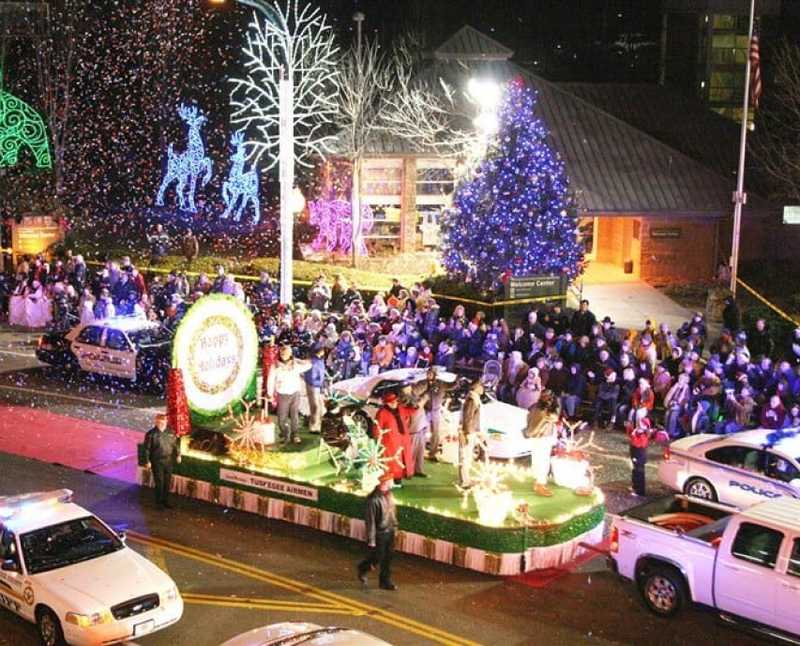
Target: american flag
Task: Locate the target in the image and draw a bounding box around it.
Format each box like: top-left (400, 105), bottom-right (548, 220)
top-left (749, 23), bottom-right (762, 109)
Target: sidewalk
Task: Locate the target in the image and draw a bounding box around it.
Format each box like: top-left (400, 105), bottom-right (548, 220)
top-left (569, 262), bottom-right (697, 335)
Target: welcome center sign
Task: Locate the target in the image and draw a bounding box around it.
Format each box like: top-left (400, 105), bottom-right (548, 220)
top-left (172, 294), bottom-right (259, 421)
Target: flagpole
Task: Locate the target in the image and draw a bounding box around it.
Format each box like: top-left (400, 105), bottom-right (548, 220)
top-left (729, 0), bottom-right (757, 297)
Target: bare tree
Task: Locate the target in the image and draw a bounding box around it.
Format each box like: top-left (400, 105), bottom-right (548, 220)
top-left (333, 33), bottom-right (470, 264)
top-left (34, 0), bottom-right (87, 195)
top-left (229, 0), bottom-right (340, 170)
top-left (378, 35), bottom-right (471, 156)
top-left (751, 36), bottom-right (800, 202)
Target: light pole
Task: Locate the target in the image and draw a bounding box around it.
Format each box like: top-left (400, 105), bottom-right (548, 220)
top-left (729, 0), bottom-right (756, 297)
top-left (352, 11), bottom-right (364, 52)
top-left (211, 0), bottom-right (295, 306)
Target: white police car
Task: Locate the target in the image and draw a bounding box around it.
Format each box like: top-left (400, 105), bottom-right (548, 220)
top-left (658, 428), bottom-right (800, 508)
top-left (0, 489), bottom-right (183, 646)
top-left (36, 317), bottom-right (172, 393)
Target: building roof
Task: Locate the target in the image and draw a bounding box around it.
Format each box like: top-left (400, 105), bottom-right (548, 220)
top-left (433, 25), bottom-right (514, 62)
top-left (334, 26), bottom-right (780, 219)
top-left (558, 83), bottom-right (775, 200)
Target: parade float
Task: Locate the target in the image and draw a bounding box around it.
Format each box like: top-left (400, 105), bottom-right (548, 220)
top-left (137, 296), bottom-right (605, 575)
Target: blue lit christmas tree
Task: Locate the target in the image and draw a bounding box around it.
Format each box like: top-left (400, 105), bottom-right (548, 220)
top-left (439, 76), bottom-right (584, 291)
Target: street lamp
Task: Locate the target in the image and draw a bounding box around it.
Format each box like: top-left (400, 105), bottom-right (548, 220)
top-left (466, 78), bottom-right (500, 160)
top-left (210, 0), bottom-right (295, 306)
top-left (352, 12), bottom-right (365, 52)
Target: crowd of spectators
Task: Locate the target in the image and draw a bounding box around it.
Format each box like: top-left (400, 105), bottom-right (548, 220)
top-left (6, 250), bottom-right (800, 440)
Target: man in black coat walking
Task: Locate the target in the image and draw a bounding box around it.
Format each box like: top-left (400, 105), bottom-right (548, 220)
top-left (144, 413), bottom-right (181, 509)
top-left (357, 473), bottom-right (399, 591)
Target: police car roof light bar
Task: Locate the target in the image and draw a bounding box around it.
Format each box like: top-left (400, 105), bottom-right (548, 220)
top-left (0, 489), bottom-right (74, 519)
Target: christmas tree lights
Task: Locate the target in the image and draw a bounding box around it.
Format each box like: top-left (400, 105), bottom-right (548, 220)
top-left (439, 77), bottom-right (584, 290)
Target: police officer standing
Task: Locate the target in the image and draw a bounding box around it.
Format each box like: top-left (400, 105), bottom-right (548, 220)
top-left (144, 413), bottom-right (181, 508)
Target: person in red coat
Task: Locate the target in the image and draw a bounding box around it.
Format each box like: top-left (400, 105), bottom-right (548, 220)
top-left (373, 392), bottom-right (409, 486)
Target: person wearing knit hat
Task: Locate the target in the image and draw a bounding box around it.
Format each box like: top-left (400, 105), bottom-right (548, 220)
top-left (630, 377), bottom-right (655, 422)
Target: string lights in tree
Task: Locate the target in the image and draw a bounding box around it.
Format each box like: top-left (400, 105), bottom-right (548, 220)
top-left (229, 0), bottom-right (340, 170)
top-left (439, 77), bottom-right (584, 290)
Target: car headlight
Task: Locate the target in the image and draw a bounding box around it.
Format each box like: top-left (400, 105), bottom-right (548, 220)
top-left (163, 585), bottom-right (180, 602)
top-left (65, 610), bottom-right (114, 627)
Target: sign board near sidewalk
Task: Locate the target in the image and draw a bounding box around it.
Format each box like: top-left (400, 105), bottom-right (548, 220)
top-left (505, 274), bottom-right (568, 300)
top-left (12, 216), bottom-right (62, 260)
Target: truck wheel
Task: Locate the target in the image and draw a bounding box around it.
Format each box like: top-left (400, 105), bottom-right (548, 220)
top-left (640, 566), bottom-right (686, 617)
top-left (37, 607), bottom-right (66, 646)
top-left (684, 477), bottom-right (717, 501)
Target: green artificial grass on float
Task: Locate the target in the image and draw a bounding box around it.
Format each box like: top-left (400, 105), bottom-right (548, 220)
top-left (140, 424), bottom-right (606, 554)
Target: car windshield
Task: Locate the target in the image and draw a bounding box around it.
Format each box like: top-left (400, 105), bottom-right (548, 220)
top-left (21, 515), bottom-right (124, 574)
top-left (128, 326), bottom-right (172, 347)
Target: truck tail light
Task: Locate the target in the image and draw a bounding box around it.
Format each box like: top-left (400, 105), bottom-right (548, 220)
top-left (662, 445), bottom-right (671, 461)
top-left (609, 524), bottom-right (619, 553)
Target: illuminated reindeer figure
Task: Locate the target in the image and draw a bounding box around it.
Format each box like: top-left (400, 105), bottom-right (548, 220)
top-left (155, 103), bottom-right (213, 213)
top-left (308, 199), bottom-right (374, 255)
top-left (221, 130), bottom-right (260, 222)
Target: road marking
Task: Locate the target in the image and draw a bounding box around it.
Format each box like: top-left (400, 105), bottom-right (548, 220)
top-left (180, 593), bottom-right (351, 613)
top-left (129, 532), bottom-right (480, 646)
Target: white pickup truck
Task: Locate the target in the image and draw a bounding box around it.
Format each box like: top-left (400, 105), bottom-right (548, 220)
top-left (608, 495), bottom-right (800, 642)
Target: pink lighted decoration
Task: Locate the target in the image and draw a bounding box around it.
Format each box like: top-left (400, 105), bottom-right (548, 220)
top-left (308, 199), bottom-right (374, 254)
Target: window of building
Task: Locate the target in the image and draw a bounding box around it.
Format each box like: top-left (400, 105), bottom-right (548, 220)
top-left (361, 159), bottom-right (403, 204)
top-left (415, 161), bottom-right (454, 203)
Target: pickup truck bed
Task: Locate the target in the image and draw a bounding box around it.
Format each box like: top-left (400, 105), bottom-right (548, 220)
top-left (609, 496), bottom-right (737, 616)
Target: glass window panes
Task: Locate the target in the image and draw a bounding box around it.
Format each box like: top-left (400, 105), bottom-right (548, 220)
top-left (788, 539), bottom-right (800, 578)
top-left (730, 522), bottom-right (783, 569)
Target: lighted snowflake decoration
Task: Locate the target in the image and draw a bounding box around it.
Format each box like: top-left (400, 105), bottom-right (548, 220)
top-left (457, 460), bottom-right (509, 507)
top-left (225, 399), bottom-right (268, 455)
top-left (351, 427), bottom-right (402, 477)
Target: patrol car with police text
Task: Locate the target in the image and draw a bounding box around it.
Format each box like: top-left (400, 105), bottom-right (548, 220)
top-left (658, 428), bottom-right (800, 508)
top-left (0, 489), bottom-right (183, 646)
top-left (36, 316), bottom-right (172, 393)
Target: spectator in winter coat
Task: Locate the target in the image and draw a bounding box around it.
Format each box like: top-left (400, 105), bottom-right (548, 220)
top-left (593, 369), bottom-right (620, 428)
top-left (371, 335), bottom-right (395, 373)
top-left (570, 299), bottom-right (596, 338)
top-left (761, 394), bottom-right (786, 429)
top-left (787, 328), bottom-right (800, 366)
top-left (722, 296), bottom-right (741, 333)
top-left (562, 363), bottom-right (587, 421)
top-left (516, 368), bottom-right (543, 410)
top-left (748, 318), bottom-right (775, 360)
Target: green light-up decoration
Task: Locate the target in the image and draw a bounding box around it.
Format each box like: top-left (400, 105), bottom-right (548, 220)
top-left (0, 69), bottom-right (51, 169)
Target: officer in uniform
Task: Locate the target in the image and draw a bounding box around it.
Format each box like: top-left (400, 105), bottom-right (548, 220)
top-left (144, 413), bottom-right (181, 508)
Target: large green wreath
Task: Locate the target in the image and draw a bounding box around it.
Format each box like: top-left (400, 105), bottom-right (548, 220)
top-left (172, 294), bottom-right (259, 424)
